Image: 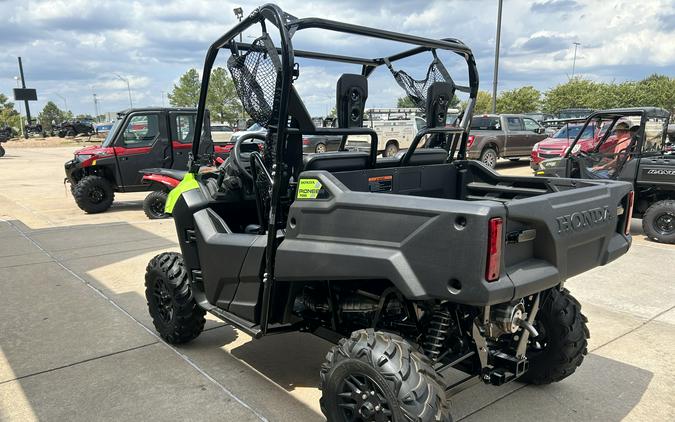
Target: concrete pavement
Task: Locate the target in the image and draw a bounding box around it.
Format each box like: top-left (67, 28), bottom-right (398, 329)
top-left (1, 146), bottom-right (673, 421)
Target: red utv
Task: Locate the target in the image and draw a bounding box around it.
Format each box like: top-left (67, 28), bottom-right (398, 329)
top-left (65, 108), bottom-right (228, 214)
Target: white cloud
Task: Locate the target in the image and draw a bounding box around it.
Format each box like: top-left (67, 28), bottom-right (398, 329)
top-left (1, 0), bottom-right (674, 116)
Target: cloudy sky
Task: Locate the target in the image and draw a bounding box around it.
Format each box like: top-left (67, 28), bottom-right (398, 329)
top-left (1, 0), bottom-right (674, 118)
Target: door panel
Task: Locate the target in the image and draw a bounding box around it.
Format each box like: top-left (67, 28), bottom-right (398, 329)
top-left (115, 113), bottom-right (170, 189)
top-left (523, 118), bottom-right (546, 156)
top-left (504, 117), bottom-right (528, 155)
top-left (169, 113), bottom-right (198, 170)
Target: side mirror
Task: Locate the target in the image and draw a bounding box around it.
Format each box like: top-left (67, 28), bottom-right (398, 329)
top-left (536, 127), bottom-right (545, 134)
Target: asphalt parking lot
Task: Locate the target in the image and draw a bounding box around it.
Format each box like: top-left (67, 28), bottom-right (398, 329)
top-left (1, 146), bottom-right (674, 421)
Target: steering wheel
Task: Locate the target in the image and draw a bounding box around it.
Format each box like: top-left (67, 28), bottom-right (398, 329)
top-left (232, 132), bottom-right (267, 181)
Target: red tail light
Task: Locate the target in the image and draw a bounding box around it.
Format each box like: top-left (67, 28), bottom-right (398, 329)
top-left (624, 191), bottom-right (634, 236)
top-left (467, 135), bottom-right (475, 148)
top-left (486, 217), bottom-right (503, 282)
top-left (302, 137), bottom-right (310, 145)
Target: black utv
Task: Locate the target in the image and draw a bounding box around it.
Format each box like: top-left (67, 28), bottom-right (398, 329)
top-left (58, 120), bottom-right (95, 137)
top-left (144, 5), bottom-right (634, 421)
top-left (535, 107), bottom-right (675, 244)
top-left (64, 108), bottom-right (223, 214)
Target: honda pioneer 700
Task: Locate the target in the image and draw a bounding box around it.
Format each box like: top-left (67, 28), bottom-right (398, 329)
top-left (64, 107), bottom-right (227, 214)
top-left (535, 107), bottom-right (675, 244)
top-left (145, 5), bottom-right (633, 421)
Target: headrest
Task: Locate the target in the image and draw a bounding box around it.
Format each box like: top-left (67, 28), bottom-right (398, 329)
top-left (336, 74), bottom-right (368, 128)
top-left (425, 82), bottom-right (454, 129)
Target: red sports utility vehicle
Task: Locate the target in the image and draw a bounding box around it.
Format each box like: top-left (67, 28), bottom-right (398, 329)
top-left (530, 121), bottom-right (599, 169)
top-left (65, 108), bottom-right (228, 213)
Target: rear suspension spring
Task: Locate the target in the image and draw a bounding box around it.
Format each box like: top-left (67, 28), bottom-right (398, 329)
top-left (423, 309), bottom-right (452, 360)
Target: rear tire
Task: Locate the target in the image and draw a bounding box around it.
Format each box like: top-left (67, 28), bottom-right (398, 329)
top-left (521, 288), bottom-right (589, 385)
top-left (143, 191), bottom-right (169, 219)
top-left (315, 143), bottom-right (327, 153)
top-left (642, 200), bottom-right (675, 244)
top-left (58, 130), bottom-right (66, 138)
top-left (384, 141), bottom-right (399, 157)
top-left (0, 145), bottom-right (5, 158)
top-left (480, 147), bottom-right (498, 168)
top-left (145, 252), bottom-right (205, 344)
top-left (67, 129), bottom-right (75, 137)
top-left (72, 175), bottom-right (114, 214)
top-left (320, 329), bottom-right (451, 422)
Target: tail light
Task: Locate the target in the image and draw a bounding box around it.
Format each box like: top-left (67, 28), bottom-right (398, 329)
top-left (302, 137), bottom-right (310, 145)
top-left (486, 217), bottom-right (503, 282)
top-left (467, 135), bottom-right (475, 148)
top-left (624, 191), bottom-right (634, 236)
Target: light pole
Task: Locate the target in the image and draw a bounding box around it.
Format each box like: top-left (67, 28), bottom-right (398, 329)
top-left (233, 7), bottom-right (244, 43)
top-left (571, 42), bottom-right (581, 78)
top-left (13, 76), bottom-right (24, 138)
top-left (93, 91), bottom-right (100, 122)
top-left (114, 73), bottom-right (133, 108)
top-left (491, 0), bottom-right (503, 113)
top-left (55, 93), bottom-right (68, 112)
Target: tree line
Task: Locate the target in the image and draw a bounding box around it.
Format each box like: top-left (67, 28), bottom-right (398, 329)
top-left (465, 74), bottom-right (675, 116)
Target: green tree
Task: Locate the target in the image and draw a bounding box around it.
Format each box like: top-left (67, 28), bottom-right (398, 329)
top-left (461, 90), bottom-right (493, 114)
top-left (0, 93), bottom-right (21, 130)
top-left (496, 86), bottom-right (541, 113)
top-left (38, 101), bottom-right (67, 130)
top-left (206, 67), bottom-right (245, 125)
top-left (168, 68), bottom-right (201, 107)
top-left (542, 78), bottom-right (604, 113)
top-left (396, 96), bottom-right (417, 108)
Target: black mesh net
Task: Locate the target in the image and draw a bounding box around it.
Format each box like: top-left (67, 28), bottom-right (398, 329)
top-left (227, 35), bottom-right (281, 128)
top-left (391, 59), bottom-right (451, 112)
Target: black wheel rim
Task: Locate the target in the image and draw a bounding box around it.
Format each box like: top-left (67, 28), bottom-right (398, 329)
top-left (88, 187), bottom-right (105, 204)
top-left (152, 278), bottom-right (173, 323)
top-left (654, 212), bottom-right (675, 235)
top-left (336, 373), bottom-right (392, 422)
top-left (150, 197), bottom-right (166, 217)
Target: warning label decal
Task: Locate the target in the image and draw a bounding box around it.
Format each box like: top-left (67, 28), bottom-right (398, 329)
top-left (368, 175), bottom-right (393, 192)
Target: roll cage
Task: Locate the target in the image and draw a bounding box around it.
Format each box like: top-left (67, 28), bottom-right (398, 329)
top-left (187, 3), bottom-right (480, 335)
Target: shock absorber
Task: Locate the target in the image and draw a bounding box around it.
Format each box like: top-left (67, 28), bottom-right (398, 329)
top-left (423, 308), bottom-right (452, 360)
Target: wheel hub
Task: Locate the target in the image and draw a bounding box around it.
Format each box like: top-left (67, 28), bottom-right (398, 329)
top-left (655, 212), bottom-right (675, 235)
top-left (337, 373), bottom-right (391, 422)
top-left (153, 278), bottom-right (173, 323)
top-left (89, 187), bottom-right (104, 203)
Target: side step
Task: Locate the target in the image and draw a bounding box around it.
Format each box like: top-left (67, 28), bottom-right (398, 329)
top-left (207, 306), bottom-right (263, 339)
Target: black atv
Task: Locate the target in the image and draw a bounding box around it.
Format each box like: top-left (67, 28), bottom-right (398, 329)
top-left (144, 5), bottom-right (633, 421)
top-left (0, 125), bottom-right (13, 157)
top-left (58, 120), bottom-right (94, 138)
top-left (24, 121), bottom-right (46, 138)
top-left (535, 107), bottom-right (675, 244)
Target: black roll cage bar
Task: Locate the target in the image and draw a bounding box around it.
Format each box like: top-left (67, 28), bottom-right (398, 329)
top-left (563, 107), bottom-right (671, 159)
top-left (188, 4), bottom-right (480, 335)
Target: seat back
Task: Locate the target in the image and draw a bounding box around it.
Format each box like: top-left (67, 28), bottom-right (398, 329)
top-left (303, 151), bottom-right (370, 172)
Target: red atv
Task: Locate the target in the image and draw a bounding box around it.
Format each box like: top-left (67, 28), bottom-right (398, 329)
top-left (64, 108), bottom-right (229, 214)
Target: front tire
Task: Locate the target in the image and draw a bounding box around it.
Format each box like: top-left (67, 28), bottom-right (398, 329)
top-left (0, 145), bottom-right (5, 158)
top-left (320, 329), bottom-right (451, 422)
top-left (145, 252), bottom-right (205, 344)
top-left (521, 288), bottom-right (589, 385)
top-left (143, 191), bottom-right (169, 219)
top-left (384, 141), bottom-right (399, 158)
top-left (642, 200), bottom-right (675, 244)
top-left (72, 175), bottom-right (114, 214)
top-left (480, 147), bottom-right (498, 168)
